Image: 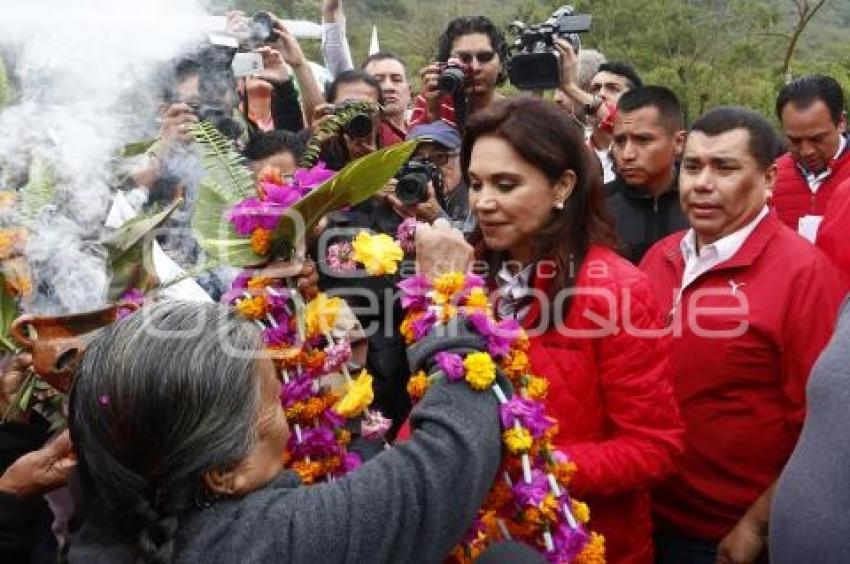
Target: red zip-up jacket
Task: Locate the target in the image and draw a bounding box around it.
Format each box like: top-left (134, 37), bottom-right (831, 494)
top-left (817, 177), bottom-right (850, 279)
top-left (521, 246), bottom-right (684, 564)
top-left (640, 212), bottom-right (848, 541)
top-left (771, 146), bottom-right (850, 230)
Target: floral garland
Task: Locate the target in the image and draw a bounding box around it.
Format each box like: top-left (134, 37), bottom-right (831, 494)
top-left (323, 221), bottom-right (604, 563)
top-left (226, 163), bottom-right (335, 258)
top-left (225, 163), bottom-right (395, 484)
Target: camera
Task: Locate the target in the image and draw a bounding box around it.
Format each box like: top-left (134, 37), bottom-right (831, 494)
top-left (334, 101), bottom-right (376, 140)
top-left (246, 12), bottom-right (279, 48)
top-left (506, 5), bottom-right (591, 91)
top-left (395, 159), bottom-right (444, 207)
top-left (437, 62), bottom-right (473, 95)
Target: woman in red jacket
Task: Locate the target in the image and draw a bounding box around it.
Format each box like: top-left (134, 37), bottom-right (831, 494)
top-left (462, 97), bottom-right (683, 563)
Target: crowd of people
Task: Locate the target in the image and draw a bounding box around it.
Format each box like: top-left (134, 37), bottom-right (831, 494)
top-left (1, 2), bottom-right (849, 563)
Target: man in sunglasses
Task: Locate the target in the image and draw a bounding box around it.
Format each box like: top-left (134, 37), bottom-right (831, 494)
top-left (413, 16), bottom-right (508, 130)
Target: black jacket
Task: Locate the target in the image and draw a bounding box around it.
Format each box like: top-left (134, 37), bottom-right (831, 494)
top-left (604, 174), bottom-right (688, 264)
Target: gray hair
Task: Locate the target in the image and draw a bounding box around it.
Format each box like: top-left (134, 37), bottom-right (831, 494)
top-left (578, 49), bottom-right (607, 91)
top-left (70, 300), bottom-right (265, 564)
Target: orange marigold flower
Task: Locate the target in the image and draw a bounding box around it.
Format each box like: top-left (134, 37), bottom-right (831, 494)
top-left (554, 460), bottom-right (578, 486)
top-left (302, 397), bottom-right (327, 420)
top-left (399, 311), bottom-right (422, 345)
top-left (433, 272), bottom-right (465, 302)
top-left (291, 459), bottom-right (323, 485)
top-left (576, 532), bottom-right (606, 564)
top-left (572, 499), bottom-right (591, 524)
top-left (306, 350), bottom-right (326, 371)
top-left (236, 295), bottom-right (268, 319)
top-left (513, 332), bottom-right (530, 352)
top-left (0, 228), bottom-right (24, 260)
top-left (250, 228), bottom-right (272, 256)
top-left (406, 370), bottom-right (430, 401)
top-left (483, 480), bottom-right (512, 510)
top-left (257, 165), bottom-right (284, 198)
top-left (539, 493), bottom-right (560, 522)
top-left (503, 349), bottom-right (530, 379)
top-left (439, 303), bottom-right (458, 323)
top-left (521, 506), bottom-right (544, 526)
top-left (337, 428), bottom-right (352, 446)
top-left (524, 375), bottom-right (549, 400)
top-left (247, 276), bottom-right (272, 291)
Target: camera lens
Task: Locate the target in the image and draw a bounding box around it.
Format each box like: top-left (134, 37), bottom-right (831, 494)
top-left (250, 12), bottom-right (277, 44)
top-left (395, 173), bottom-right (430, 206)
top-left (438, 67), bottom-right (467, 94)
top-left (344, 112), bottom-right (374, 139)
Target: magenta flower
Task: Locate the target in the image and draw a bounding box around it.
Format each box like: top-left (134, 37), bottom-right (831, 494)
top-left (280, 376), bottom-right (312, 407)
top-left (341, 451), bottom-right (363, 473)
top-left (435, 351), bottom-right (465, 381)
top-left (550, 522), bottom-right (589, 563)
top-left (512, 469), bottom-right (550, 507)
top-left (500, 397), bottom-right (553, 438)
top-left (290, 426), bottom-right (340, 458)
top-left (323, 340), bottom-right (352, 373)
top-left (488, 318), bottom-right (522, 358)
top-left (398, 275), bottom-right (432, 310)
top-left (411, 309), bottom-right (438, 341)
top-left (225, 198), bottom-right (286, 235)
top-left (396, 217), bottom-right (417, 254)
top-left (466, 310), bottom-right (493, 337)
top-left (361, 410), bottom-right (392, 440)
top-left (327, 242), bottom-right (356, 272)
top-left (293, 161), bottom-right (335, 190)
top-left (263, 183), bottom-right (306, 208)
top-left (263, 324), bottom-right (293, 347)
top-left (323, 409), bottom-right (346, 429)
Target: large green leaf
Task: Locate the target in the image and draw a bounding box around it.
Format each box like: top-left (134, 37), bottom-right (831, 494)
top-left (274, 140), bottom-right (419, 245)
top-left (0, 273), bottom-right (19, 352)
top-left (192, 141), bottom-right (419, 267)
top-left (120, 139), bottom-right (157, 159)
top-left (191, 179), bottom-right (260, 266)
top-left (100, 199), bottom-right (183, 300)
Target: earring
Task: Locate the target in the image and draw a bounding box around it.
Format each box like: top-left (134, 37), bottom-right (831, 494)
top-left (554, 202), bottom-right (564, 210)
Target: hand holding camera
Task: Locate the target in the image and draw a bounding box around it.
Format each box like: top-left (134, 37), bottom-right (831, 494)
top-left (160, 102), bottom-right (199, 145)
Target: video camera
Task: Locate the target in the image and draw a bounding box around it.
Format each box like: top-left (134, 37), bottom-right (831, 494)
top-left (395, 159), bottom-right (444, 207)
top-left (506, 5), bottom-right (591, 91)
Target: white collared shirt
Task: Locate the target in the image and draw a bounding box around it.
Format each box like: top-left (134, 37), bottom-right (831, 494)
top-left (799, 135), bottom-right (848, 193)
top-left (496, 262), bottom-right (535, 321)
top-left (679, 206), bottom-right (769, 292)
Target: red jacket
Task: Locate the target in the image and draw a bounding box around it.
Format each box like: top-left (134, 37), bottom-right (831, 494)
top-left (521, 246), bottom-right (684, 564)
top-left (771, 147), bottom-right (850, 230)
top-left (817, 177), bottom-right (850, 279)
top-left (640, 212), bottom-right (848, 541)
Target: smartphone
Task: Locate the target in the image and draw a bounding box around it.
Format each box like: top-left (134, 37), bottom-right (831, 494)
top-left (231, 52), bottom-right (264, 78)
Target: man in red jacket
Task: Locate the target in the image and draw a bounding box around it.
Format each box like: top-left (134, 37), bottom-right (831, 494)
top-left (640, 107), bottom-right (848, 564)
top-left (772, 75), bottom-right (849, 241)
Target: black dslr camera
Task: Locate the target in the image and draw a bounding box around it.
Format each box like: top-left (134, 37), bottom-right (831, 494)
top-left (437, 62), bottom-right (474, 95)
top-left (395, 159), bottom-right (444, 207)
top-left (244, 12), bottom-right (280, 48)
top-left (506, 5), bottom-right (591, 91)
top-left (333, 101), bottom-right (376, 140)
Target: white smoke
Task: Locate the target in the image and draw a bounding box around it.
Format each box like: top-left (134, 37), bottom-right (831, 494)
top-left (0, 0), bottom-right (217, 314)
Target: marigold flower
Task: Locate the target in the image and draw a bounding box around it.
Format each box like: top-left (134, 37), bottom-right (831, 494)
top-left (540, 493), bottom-right (560, 522)
top-left (302, 397), bottom-right (327, 421)
top-left (554, 460), bottom-right (578, 486)
top-left (521, 506), bottom-right (544, 526)
top-left (333, 370), bottom-right (374, 418)
top-left (407, 370), bottom-right (430, 401)
top-left (463, 352), bottom-right (497, 391)
top-left (503, 426), bottom-right (533, 454)
top-left (576, 532), bottom-right (606, 564)
top-left (524, 375), bottom-right (549, 400)
top-left (257, 165), bottom-right (284, 190)
top-left (250, 227), bottom-right (272, 256)
top-left (351, 231), bottom-right (403, 276)
top-left (291, 459), bottom-right (324, 485)
top-left (572, 499), bottom-right (591, 524)
top-left (0, 227), bottom-right (24, 260)
top-left (236, 295), bottom-right (268, 319)
top-left (482, 480), bottom-right (512, 510)
top-left (285, 402), bottom-right (304, 421)
top-left (464, 287), bottom-right (490, 312)
top-left (247, 276), bottom-right (272, 291)
top-left (305, 293), bottom-right (343, 338)
top-left (433, 271), bottom-right (466, 302)
top-left (503, 349), bottom-right (530, 379)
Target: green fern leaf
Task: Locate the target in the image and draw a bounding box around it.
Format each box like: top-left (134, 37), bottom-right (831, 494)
top-left (17, 155), bottom-right (56, 221)
top-left (190, 121), bottom-right (255, 202)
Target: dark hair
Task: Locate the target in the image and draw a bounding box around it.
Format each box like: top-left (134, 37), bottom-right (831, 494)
top-left (776, 74), bottom-right (846, 125)
top-left (69, 302), bottom-right (264, 564)
top-left (461, 97), bottom-right (616, 323)
top-left (243, 129), bottom-right (305, 162)
top-left (618, 85), bottom-right (684, 132)
top-left (597, 61), bottom-right (643, 90)
top-left (361, 51), bottom-right (408, 77)
top-left (437, 16), bottom-right (509, 86)
top-left (159, 57), bottom-right (201, 103)
top-left (326, 70), bottom-right (384, 106)
top-left (689, 106), bottom-right (781, 170)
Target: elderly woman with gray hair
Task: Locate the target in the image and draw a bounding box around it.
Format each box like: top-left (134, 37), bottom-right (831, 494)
top-left (51, 221), bottom-right (521, 564)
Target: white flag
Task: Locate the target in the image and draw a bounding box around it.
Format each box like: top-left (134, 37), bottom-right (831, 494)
top-left (369, 24), bottom-right (380, 55)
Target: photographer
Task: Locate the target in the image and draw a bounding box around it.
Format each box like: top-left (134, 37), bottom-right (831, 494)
top-left (556, 39), bottom-right (643, 182)
top-left (412, 16), bottom-right (509, 130)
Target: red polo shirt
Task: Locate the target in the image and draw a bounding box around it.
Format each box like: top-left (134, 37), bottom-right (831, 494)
top-left (639, 212), bottom-right (847, 540)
